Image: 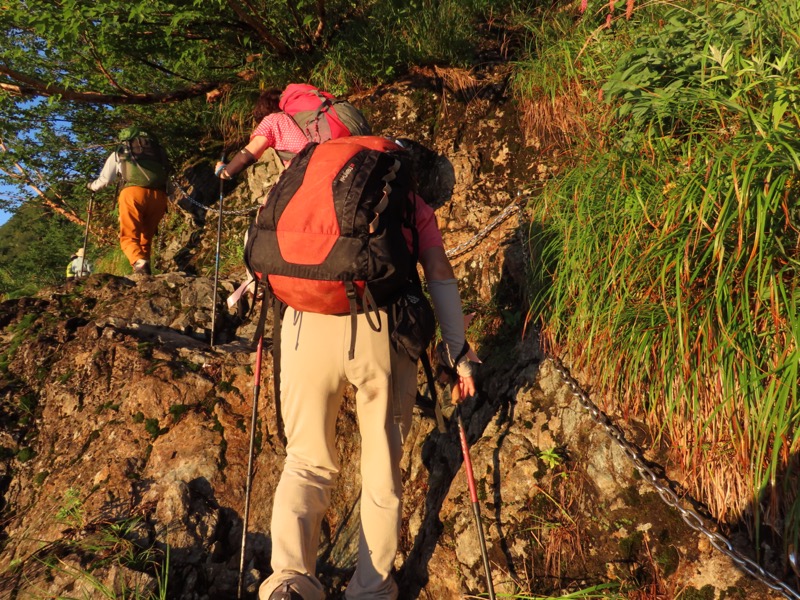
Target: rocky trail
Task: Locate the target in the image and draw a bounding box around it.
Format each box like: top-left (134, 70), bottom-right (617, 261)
top-left (0, 67), bottom-right (787, 599)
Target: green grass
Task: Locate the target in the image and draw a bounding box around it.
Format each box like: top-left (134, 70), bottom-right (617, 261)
top-left (10, 490), bottom-right (174, 599)
top-left (489, 582), bottom-right (624, 599)
top-left (516, 0), bottom-right (800, 563)
top-left (94, 245), bottom-right (133, 276)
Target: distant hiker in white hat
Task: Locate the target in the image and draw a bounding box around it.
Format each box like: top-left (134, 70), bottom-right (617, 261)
top-left (66, 248), bottom-right (92, 279)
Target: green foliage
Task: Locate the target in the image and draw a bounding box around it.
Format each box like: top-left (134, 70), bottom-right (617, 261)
top-left (539, 447), bottom-right (564, 470)
top-left (0, 312), bottom-right (40, 373)
top-left (526, 0), bottom-right (800, 563)
top-left (0, 201), bottom-right (85, 298)
top-left (56, 488), bottom-right (85, 528)
top-left (27, 513), bottom-right (171, 599)
top-left (508, 582), bottom-right (624, 599)
top-left (16, 446), bottom-right (35, 462)
top-left (603, 0), bottom-right (800, 137)
top-left (217, 232), bottom-right (246, 278)
top-left (144, 418), bottom-right (164, 439)
top-left (168, 403), bottom-right (188, 422)
top-left (509, 2), bottom-right (628, 148)
top-left (95, 244), bottom-right (133, 276)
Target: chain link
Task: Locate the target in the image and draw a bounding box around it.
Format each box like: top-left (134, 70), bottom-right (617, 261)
top-left (445, 190), bottom-right (535, 259)
top-left (170, 179), bottom-right (261, 216)
top-left (548, 357), bottom-right (800, 600)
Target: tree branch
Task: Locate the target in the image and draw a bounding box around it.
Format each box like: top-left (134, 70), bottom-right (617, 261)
top-left (0, 140), bottom-right (82, 225)
top-left (83, 35), bottom-right (135, 96)
top-left (39, 195), bottom-right (83, 226)
top-left (133, 56), bottom-right (199, 83)
top-left (0, 64), bottom-right (228, 104)
top-left (225, 0), bottom-right (289, 54)
top-left (314, 0), bottom-right (326, 43)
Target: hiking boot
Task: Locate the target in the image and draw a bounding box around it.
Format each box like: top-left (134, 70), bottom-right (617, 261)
top-left (269, 584), bottom-right (303, 600)
top-left (132, 259), bottom-right (151, 275)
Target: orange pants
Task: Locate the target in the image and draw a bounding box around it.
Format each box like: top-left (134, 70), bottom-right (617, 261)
top-left (118, 186), bottom-right (168, 265)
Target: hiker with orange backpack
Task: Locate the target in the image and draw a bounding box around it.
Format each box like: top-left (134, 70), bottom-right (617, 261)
top-left (243, 136), bottom-right (475, 600)
top-left (215, 84), bottom-right (371, 181)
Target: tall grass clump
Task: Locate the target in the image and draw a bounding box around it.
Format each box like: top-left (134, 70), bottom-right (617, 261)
top-left (525, 0), bottom-right (800, 567)
top-left (510, 6), bottom-right (616, 149)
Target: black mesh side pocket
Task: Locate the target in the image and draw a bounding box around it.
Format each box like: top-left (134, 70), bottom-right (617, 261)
top-left (390, 285), bottom-right (436, 362)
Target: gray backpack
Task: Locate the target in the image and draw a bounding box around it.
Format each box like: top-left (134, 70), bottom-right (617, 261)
top-left (277, 84), bottom-right (371, 159)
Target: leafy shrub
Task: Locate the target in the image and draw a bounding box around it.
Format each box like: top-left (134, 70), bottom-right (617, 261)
top-left (16, 447), bottom-right (35, 462)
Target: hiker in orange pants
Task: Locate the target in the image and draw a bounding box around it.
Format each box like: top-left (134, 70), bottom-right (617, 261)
top-left (117, 186), bottom-right (168, 269)
top-left (88, 127), bottom-right (170, 275)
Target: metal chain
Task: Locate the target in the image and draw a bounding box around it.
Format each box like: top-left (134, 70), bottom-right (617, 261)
top-left (169, 178), bottom-right (532, 239)
top-left (446, 200), bottom-right (522, 259)
top-left (549, 357), bottom-right (800, 600)
top-left (170, 179), bottom-right (261, 216)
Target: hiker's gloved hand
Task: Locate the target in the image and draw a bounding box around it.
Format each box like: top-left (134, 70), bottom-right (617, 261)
top-left (214, 161), bottom-right (228, 179)
top-left (436, 341), bottom-right (476, 404)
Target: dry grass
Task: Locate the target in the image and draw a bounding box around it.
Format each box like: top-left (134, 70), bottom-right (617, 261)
top-left (517, 80), bottom-right (596, 150)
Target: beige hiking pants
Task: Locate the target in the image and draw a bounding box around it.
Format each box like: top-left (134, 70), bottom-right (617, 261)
top-left (258, 309), bottom-right (418, 600)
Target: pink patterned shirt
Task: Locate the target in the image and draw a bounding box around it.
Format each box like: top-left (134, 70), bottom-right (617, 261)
top-left (250, 112), bottom-right (309, 156)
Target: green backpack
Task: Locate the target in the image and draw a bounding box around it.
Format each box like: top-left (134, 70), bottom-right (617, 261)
top-left (116, 127), bottom-right (169, 189)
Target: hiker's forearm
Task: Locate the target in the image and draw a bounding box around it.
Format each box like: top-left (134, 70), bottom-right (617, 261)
top-left (420, 247), bottom-right (470, 375)
top-left (427, 278), bottom-right (473, 377)
top-left (88, 153), bottom-right (118, 191)
top-left (221, 147), bottom-right (258, 179)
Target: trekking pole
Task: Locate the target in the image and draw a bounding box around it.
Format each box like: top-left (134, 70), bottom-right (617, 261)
top-left (79, 192), bottom-right (94, 276)
top-left (456, 406), bottom-right (496, 600)
top-left (238, 334), bottom-right (263, 599)
top-left (210, 152), bottom-right (225, 347)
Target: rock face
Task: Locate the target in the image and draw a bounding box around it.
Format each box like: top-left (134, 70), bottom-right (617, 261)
top-left (0, 67), bottom-right (787, 599)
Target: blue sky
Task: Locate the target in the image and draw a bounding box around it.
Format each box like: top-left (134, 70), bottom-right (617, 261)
top-left (0, 183), bottom-right (15, 226)
top-left (0, 182), bottom-right (13, 227)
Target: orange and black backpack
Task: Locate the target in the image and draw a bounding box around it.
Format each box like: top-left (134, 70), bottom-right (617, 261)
top-left (245, 135), bottom-right (417, 354)
top-left (244, 136), bottom-right (443, 431)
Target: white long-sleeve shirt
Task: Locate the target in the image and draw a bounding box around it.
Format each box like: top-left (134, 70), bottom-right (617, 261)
top-left (88, 153), bottom-right (120, 191)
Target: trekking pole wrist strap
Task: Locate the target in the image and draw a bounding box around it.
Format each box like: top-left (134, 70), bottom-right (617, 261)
top-left (224, 148), bottom-right (257, 178)
top-left (436, 340), bottom-right (472, 380)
